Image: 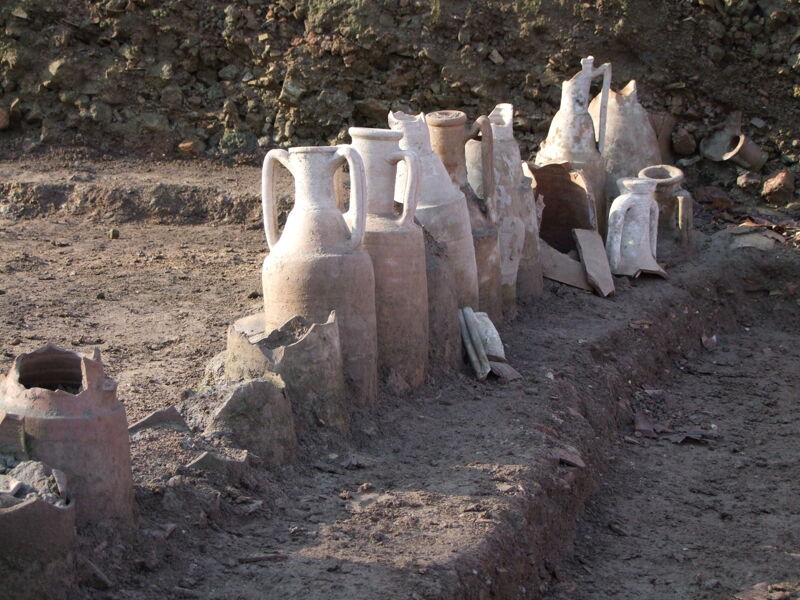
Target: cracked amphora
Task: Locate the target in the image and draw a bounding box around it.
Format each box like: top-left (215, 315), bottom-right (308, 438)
top-left (427, 110), bottom-right (503, 323)
top-left (388, 111), bottom-right (479, 310)
top-left (261, 145), bottom-right (378, 406)
top-left (348, 127), bottom-right (429, 389)
top-left (535, 56), bottom-right (611, 236)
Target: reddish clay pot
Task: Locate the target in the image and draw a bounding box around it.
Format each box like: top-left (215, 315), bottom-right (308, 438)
top-left (427, 110), bottom-right (503, 323)
top-left (0, 345), bottom-right (135, 527)
top-left (349, 127), bottom-right (429, 388)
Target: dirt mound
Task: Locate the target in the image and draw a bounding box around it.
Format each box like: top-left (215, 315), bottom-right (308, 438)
top-left (0, 1), bottom-right (798, 163)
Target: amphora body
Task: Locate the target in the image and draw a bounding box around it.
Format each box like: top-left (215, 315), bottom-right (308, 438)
top-left (606, 178), bottom-right (666, 278)
top-left (589, 80), bottom-right (662, 200)
top-left (349, 127), bottom-right (429, 388)
top-left (261, 145), bottom-right (377, 406)
top-left (388, 111), bottom-right (479, 309)
top-left (467, 103), bottom-right (542, 309)
top-left (535, 56), bottom-right (611, 235)
top-left (428, 110), bottom-right (502, 323)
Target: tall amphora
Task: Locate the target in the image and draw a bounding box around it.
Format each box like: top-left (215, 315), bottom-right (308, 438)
top-left (388, 111), bottom-right (479, 310)
top-left (261, 145), bottom-right (378, 406)
top-left (349, 127), bottom-right (429, 389)
top-left (428, 110), bottom-right (503, 323)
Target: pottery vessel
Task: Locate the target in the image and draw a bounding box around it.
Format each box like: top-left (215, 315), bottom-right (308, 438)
top-left (466, 103), bottom-right (542, 310)
top-left (606, 178), bottom-right (666, 278)
top-left (261, 145), bottom-right (378, 406)
top-left (0, 344), bottom-right (135, 527)
top-left (388, 111), bottom-right (479, 310)
top-left (647, 110), bottom-right (676, 164)
top-left (535, 56), bottom-right (610, 235)
top-left (723, 134), bottom-right (768, 171)
top-left (349, 127), bottom-right (429, 388)
top-left (589, 80), bottom-right (662, 201)
top-left (637, 164), bottom-right (691, 235)
top-left (427, 109), bottom-right (503, 322)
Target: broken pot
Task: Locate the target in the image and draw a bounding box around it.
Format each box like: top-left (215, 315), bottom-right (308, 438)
top-left (637, 164), bottom-right (693, 239)
top-left (0, 344), bottom-right (135, 527)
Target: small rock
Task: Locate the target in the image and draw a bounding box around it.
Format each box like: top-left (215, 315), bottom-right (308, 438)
top-left (750, 117), bottom-right (766, 129)
top-left (0, 107), bottom-right (9, 131)
top-left (672, 127), bottom-right (696, 155)
top-left (707, 45), bottom-right (725, 63)
top-left (736, 171), bottom-right (761, 192)
top-left (762, 170), bottom-right (795, 205)
top-left (96, 292), bottom-right (106, 300)
top-left (129, 406), bottom-right (188, 434)
top-left (488, 49), bottom-right (505, 65)
top-left (178, 140), bottom-right (205, 155)
top-left (108, 228), bottom-right (120, 239)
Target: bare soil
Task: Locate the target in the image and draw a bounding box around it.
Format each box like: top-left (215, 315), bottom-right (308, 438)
top-left (2, 168), bottom-right (799, 598)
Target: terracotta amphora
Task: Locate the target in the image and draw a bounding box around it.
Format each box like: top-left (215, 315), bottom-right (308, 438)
top-left (348, 127), bottom-right (429, 389)
top-left (589, 80), bottom-right (662, 201)
top-left (0, 344), bottom-right (134, 528)
top-left (261, 145), bottom-right (378, 406)
top-left (606, 178), bottom-right (666, 278)
top-left (388, 111), bottom-right (479, 310)
top-left (427, 109), bottom-right (503, 323)
top-left (637, 164), bottom-right (692, 236)
top-left (535, 56), bottom-right (611, 236)
top-left (465, 103), bottom-right (543, 311)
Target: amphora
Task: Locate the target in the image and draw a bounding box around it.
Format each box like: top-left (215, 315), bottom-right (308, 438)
top-left (589, 80), bottom-right (662, 201)
top-left (535, 56), bottom-right (611, 235)
top-left (606, 178), bottom-right (666, 278)
top-left (0, 344), bottom-right (134, 528)
top-left (261, 145), bottom-right (378, 406)
top-left (638, 164), bottom-right (693, 240)
top-left (388, 111), bottom-right (479, 310)
top-left (349, 127), bottom-right (429, 388)
top-left (466, 103), bottom-right (542, 310)
top-left (428, 110), bottom-right (503, 323)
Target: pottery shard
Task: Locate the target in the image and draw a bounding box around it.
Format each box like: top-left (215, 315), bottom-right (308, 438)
top-left (0, 412), bottom-right (26, 455)
top-left (423, 229), bottom-right (461, 375)
top-left (572, 228), bottom-right (615, 297)
top-left (762, 170), bottom-right (795, 205)
top-left (531, 163), bottom-right (597, 253)
top-left (539, 240), bottom-right (592, 291)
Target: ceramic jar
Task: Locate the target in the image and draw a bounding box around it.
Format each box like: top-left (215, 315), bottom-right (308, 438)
top-left (589, 80), bottom-right (662, 201)
top-left (606, 178), bottom-right (666, 278)
top-left (349, 127), bottom-right (429, 389)
top-left (427, 110), bottom-right (503, 323)
top-left (467, 103), bottom-right (543, 309)
top-left (0, 344), bottom-right (134, 527)
top-left (388, 111), bottom-right (479, 310)
top-left (261, 145), bottom-right (378, 406)
top-left (535, 56), bottom-right (611, 236)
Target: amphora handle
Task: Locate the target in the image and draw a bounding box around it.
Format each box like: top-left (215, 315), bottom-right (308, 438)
top-left (591, 61), bottom-right (612, 155)
top-left (335, 145), bottom-right (367, 250)
top-left (261, 149), bottom-right (292, 250)
top-left (388, 150), bottom-right (420, 227)
top-left (467, 115), bottom-right (495, 204)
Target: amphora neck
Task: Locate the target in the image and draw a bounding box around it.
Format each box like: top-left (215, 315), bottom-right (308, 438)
top-left (427, 110), bottom-right (468, 186)
top-left (349, 128), bottom-right (402, 216)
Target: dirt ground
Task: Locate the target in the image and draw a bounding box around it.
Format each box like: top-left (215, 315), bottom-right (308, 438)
top-left (2, 162), bottom-right (800, 598)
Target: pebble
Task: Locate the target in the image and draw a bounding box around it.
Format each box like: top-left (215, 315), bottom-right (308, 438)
top-left (108, 228), bottom-right (120, 239)
top-left (762, 170), bottom-right (795, 205)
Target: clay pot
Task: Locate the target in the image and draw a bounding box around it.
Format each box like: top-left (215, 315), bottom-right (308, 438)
top-left (349, 127), bottom-right (429, 388)
top-left (427, 109), bottom-right (503, 323)
top-left (0, 344), bottom-right (135, 527)
top-left (261, 145), bottom-right (378, 406)
top-left (723, 134), bottom-right (768, 171)
top-left (535, 56), bottom-right (610, 236)
top-left (606, 178), bottom-right (666, 278)
top-left (388, 111), bottom-right (479, 310)
top-left (466, 103), bottom-right (543, 311)
top-left (638, 164), bottom-right (689, 233)
top-left (589, 80), bottom-right (662, 203)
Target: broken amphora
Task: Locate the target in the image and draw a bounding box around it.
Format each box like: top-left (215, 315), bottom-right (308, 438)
top-left (638, 164), bottom-right (694, 242)
top-left (349, 127), bottom-right (429, 389)
top-left (589, 80), bottom-right (662, 201)
top-left (466, 103), bottom-right (543, 311)
top-left (0, 344), bottom-right (134, 527)
top-left (535, 56), bottom-right (611, 236)
top-left (389, 111), bottom-right (479, 310)
top-left (261, 145), bottom-right (378, 406)
top-left (427, 109), bottom-right (503, 322)
top-left (606, 178), bottom-right (666, 278)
